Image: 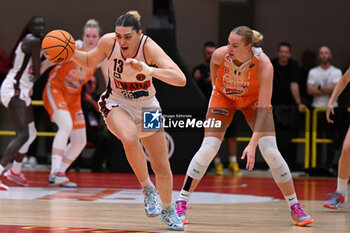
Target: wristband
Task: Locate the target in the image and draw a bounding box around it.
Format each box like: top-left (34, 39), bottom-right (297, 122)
top-left (139, 61), bottom-right (154, 75)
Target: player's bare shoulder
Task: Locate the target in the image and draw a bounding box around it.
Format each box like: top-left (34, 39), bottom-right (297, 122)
top-left (97, 33), bottom-right (116, 55)
top-left (143, 37), bottom-right (162, 65)
top-left (212, 46), bottom-right (227, 65)
top-left (258, 51), bottom-right (273, 68)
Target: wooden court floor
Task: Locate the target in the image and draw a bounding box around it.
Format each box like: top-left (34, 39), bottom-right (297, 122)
top-left (0, 171), bottom-right (349, 233)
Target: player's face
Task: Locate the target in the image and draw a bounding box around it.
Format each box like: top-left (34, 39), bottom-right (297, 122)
top-left (319, 46), bottom-right (332, 64)
top-left (86, 76), bottom-right (97, 94)
top-left (278, 45), bottom-right (291, 63)
top-left (83, 28), bottom-right (100, 52)
top-left (203, 46), bottom-right (216, 63)
top-left (227, 32), bottom-right (250, 61)
top-left (115, 26), bottom-right (141, 57)
top-left (29, 17), bottom-right (45, 39)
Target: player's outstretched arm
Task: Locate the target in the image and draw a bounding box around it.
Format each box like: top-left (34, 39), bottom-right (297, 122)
top-left (72, 33), bottom-right (114, 69)
top-left (128, 38), bottom-right (186, 87)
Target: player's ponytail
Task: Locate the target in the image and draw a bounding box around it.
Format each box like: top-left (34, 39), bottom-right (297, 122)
top-left (252, 30), bottom-right (263, 43)
top-left (115, 10), bottom-right (141, 32)
top-left (231, 26), bottom-right (263, 47)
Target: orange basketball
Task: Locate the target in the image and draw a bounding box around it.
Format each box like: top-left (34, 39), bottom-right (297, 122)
top-left (41, 30), bottom-right (75, 64)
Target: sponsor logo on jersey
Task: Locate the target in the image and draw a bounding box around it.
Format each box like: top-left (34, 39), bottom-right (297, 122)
top-left (210, 108), bottom-right (229, 116)
top-left (136, 74), bottom-right (146, 81)
top-left (121, 90), bottom-right (149, 99)
top-left (114, 80), bottom-right (151, 91)
top-left (58, 102), bottom-right (67, 108)
top-left (76, 110), bottom-right (84, 119)
top-left (222, 87), bottom-right (247, 95)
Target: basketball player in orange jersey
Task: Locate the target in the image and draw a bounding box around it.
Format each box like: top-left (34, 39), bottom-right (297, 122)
top-left (70, 11), bottom-right (185, 231)
top-left (42, 19), bottom-right (107, 188)
top-left (0, 16), bottom-right (48, 190)
top-left (175, 26), bottom-right (314, 227)
top-left (323, 67), bottom-right (350, 209)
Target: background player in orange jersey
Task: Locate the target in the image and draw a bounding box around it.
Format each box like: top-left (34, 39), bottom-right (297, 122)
top-left (0, 16), bottom-right (48, 190)
top-left (43, 19), bottom-right (107, 188)
top-left (324, 67), bottom-right (350, 209)
top-left (175, 26), bottom-right (314, 227)
top-left (70, 10), bottom-right (185, 231)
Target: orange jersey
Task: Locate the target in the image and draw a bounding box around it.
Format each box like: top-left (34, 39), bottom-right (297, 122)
top-left (43, 60), bottom-right (96, 129)
top-left (214, 47), bottom-right (262, 108)
top-left (207, 48), bottom-right (264, 125)
top-left (48, 60), bottom-right (96, 94)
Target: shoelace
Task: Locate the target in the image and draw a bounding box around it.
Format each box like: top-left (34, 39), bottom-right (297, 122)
top-left (327, 192), bottom-right (341, 198)
top-left (176, 203), bottom-right (192, 216)
top-left (293, 204), bottom-right (307, 217)
top-left (18, 172), bottom-right (27, 180)
top-left (166, 208), bottom-right (182, 225)
top-left (145, 191), bottom-right (157, 208)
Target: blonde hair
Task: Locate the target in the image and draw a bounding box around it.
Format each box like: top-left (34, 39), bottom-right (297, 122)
top-left (126, 10), bottom-right (141, 22)
top-left (84, 19), bottom-right (102, 35)
top-left (231, 26), bottom-right (263, 46)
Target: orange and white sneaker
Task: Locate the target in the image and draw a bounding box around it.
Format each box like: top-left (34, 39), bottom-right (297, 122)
top-left (323, 191), bottom-right (346, 209)
top-left (0, 180), bottom-right (9, 191)
top-left (290, 203), bottom-right (314, 227)
top-left (4, 169), bottom-right (29, 186)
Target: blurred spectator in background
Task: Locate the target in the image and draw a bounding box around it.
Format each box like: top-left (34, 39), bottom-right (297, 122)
top-left (81, 76), bottom-right (116, 172)
top-left (271, 42), bottom-right (305, 170)
top-left (299, 50), bottom-right (316, 107)
top-left (307, 46), bottom-right (342, 173)
top-left (0, 46), bottom-right (10, 85)
top-left (192, 41), bottom-right (216, 100)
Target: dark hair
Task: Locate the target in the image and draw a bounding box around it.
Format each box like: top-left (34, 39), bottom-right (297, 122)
top-left (203, 41), bottom-right (216, 49)
top-left (115, 11), bottom-right (141, 32)
top-left (10, 16), bottom-right (43, 67)
top-left (278, 41), bottom-right (292, 51)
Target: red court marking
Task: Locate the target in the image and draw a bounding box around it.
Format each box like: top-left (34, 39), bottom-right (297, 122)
top-left (0, 225), bottom-right (156, 233)
top-left (1, 171), bottom-right (337, 201)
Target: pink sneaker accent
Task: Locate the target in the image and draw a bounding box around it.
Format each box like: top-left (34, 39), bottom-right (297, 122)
top-left (0, 180), bottom-right (9, 191)
top-left (175, 200), bottom-right (191, 224)
top-left (290, 203), bottom-right (314, 226)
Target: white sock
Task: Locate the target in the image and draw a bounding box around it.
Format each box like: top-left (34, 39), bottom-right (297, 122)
top-left (140, 177), bottom-right (152, 188)
top-left (12, 161), bottom-right (22, 174)
top-left (178, 190), bottom-right (192, 203)
top-left (336, 177), bottom-right (349, 196)
top-left (214, 157), bottom-right (221, 164)
top-left (284, 193), bottom-right (298, 207)
top-left (230, 156), bottom-right (237, 163)
top-left (162, 202), bottom-right (172, 210)
top-left (51, 155), bottom-right (62, 174)
top-left (60, 161), bottom-right (71, 173)
top-left (0, 165), bottom-right (4, 175)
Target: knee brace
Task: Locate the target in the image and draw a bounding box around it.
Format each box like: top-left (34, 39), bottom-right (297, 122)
top-left (52, 110), bottom-right (73, 150)
top-left (64, 128), bottom-right (87, 163)
top-left (187, 137), bottom-right (221, 179)
top-left (18, 122), bottom-right (37, 154)
top-left (258, 136), bottom-right (291, 183)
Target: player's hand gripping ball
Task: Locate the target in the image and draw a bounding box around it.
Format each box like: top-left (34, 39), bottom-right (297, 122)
top-left (41, 30), bottom-right (75, 63)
